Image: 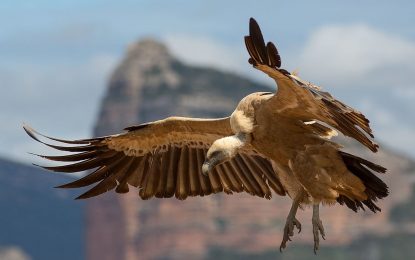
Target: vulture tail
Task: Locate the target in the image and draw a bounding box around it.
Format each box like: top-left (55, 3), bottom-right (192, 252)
top-left (337, 151), bottom-right (388, 213)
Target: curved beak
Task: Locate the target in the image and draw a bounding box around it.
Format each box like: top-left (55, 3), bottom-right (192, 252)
top-left (202, 162), bottom-right (211, 176)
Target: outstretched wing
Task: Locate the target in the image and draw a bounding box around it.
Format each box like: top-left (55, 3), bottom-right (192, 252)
top-left (24, 117), bottom-right (285, 200)
top-left (245, 18), bottom-right (378, 152)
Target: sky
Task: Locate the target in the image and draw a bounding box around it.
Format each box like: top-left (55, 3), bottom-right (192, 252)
top-left (1, 0), bottom-right (414, 163)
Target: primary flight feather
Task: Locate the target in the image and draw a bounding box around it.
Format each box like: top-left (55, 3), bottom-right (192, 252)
top-left (24, 18), bottom-right (388, 253)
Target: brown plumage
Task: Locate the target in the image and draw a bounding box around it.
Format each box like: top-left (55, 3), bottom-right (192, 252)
top-left (24, 119), bottom-right (284, 200)
top-left (24, 18), bottom-right (388, 253)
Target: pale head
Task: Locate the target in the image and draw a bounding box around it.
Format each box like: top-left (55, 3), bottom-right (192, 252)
top-left (202, 134), bottom-right (248, 176)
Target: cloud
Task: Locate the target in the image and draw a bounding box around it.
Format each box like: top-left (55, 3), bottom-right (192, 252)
top-left (296, 24), bottom-right (415, 89)
top-left (394, 87), bottom-right (415, 100)
top-left (163, 34), bottom-right (243, 69)
top-left (164, 35), bottom-right (252, 73)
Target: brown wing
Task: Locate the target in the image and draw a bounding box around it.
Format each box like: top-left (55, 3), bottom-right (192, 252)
top-left (24, 117), bottom-right (285, 200)
top-left (245, 18), bottom-right (378, 152)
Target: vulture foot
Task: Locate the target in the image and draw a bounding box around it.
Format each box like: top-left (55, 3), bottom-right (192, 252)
top-left (279, 216), bottom-right (302, 252)
top-left (312, 204), bottom-right (326, 254)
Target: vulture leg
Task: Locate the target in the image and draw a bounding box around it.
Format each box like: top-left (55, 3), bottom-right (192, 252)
top-left (312, 204), bottom-right (326, 254)
top-left (279, 190), bottom-right (303, 252)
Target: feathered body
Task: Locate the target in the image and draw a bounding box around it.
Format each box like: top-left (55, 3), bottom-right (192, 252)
top-left (230, 92), bottom-right (386, 210)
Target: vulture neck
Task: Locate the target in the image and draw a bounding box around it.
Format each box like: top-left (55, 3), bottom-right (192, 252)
top-left (226, 132), bottom-right (250, 153)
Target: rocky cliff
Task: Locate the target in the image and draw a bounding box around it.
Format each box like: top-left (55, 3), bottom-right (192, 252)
top-left (87, 39), bottom-right (415, 259)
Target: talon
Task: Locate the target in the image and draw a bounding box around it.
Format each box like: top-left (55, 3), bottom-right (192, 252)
top-left (293, 218), bottom-right (302, 233)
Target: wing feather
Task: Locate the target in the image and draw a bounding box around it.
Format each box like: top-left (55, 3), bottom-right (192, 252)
top-left (75, 156), bottom-right (134, 199)
top-left (140, 153), bottom-right (161, 200)
top-left (241, 155), bottom-right (272, 199)
top-left (208, 168), bottom-right (223, 194)
top-left (196, 148), bottom-right (212, 195)
top-left (134, 154), bottom-right (149, 188)
top-left (215, 165), bottom-right (233, 194)
top-left (228, 160), bottom-right (255, 195)
top-left (25, 116), bottom-right (285, 199)
top-left (155, 148), bottom-right (171, 198)
top-left (37, 155), bottom-right (111, 173)
top-left (221, 163), bottom-right (244, 193)
top-left (188, 148), bottom-right (201, 196)
top-left (175, 147), bottom-right (189, 200)
top-left (116, 158), bottom-right (143, 193)
top-left (251, 156), bottom-right (286, 196)
top-left (31, 150), bottom-right (103, 162)
top-left (165, 147), bottom-right (180, 198)
top-left (234, 155), bottom-right (263, 196)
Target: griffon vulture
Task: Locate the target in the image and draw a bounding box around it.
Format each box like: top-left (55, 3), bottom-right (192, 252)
top-left (24, 18), bottom-right (388, 253)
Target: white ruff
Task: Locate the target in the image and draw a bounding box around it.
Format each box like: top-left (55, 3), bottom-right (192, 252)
top-left (230, 110), bottom-right (254, 133)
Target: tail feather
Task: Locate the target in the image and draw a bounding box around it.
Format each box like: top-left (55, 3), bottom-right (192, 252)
top-left (245, 18), bottom-right (282, 69)
top-left (337, 151), bottom-right (388, 213)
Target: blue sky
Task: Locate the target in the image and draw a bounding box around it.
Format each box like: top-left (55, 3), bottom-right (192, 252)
top-left (1, 0), bottom-right (415, 162)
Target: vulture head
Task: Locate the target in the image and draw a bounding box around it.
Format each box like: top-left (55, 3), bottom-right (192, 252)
top-left (202, 133), bottom-right (249, 175)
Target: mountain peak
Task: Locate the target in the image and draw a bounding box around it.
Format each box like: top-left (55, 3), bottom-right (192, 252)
top-left (106, 38), bottom-right (180, 102)
top-left (125, 38), bottom-right (172, 64)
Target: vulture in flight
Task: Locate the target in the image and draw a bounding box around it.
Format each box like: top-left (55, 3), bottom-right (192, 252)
top-left (24, 18), bottom-right (388, 253)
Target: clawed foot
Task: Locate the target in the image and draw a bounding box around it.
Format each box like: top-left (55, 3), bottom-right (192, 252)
top-left (279, 217), bottom-right (302, 252)
top-left (312, 216), bottom-right (325, 254)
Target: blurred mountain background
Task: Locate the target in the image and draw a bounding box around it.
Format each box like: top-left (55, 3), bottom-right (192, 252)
top-left (1, 1), bottom-right (414, 259)
top-left (1, 39), bottom-right (415, 259)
